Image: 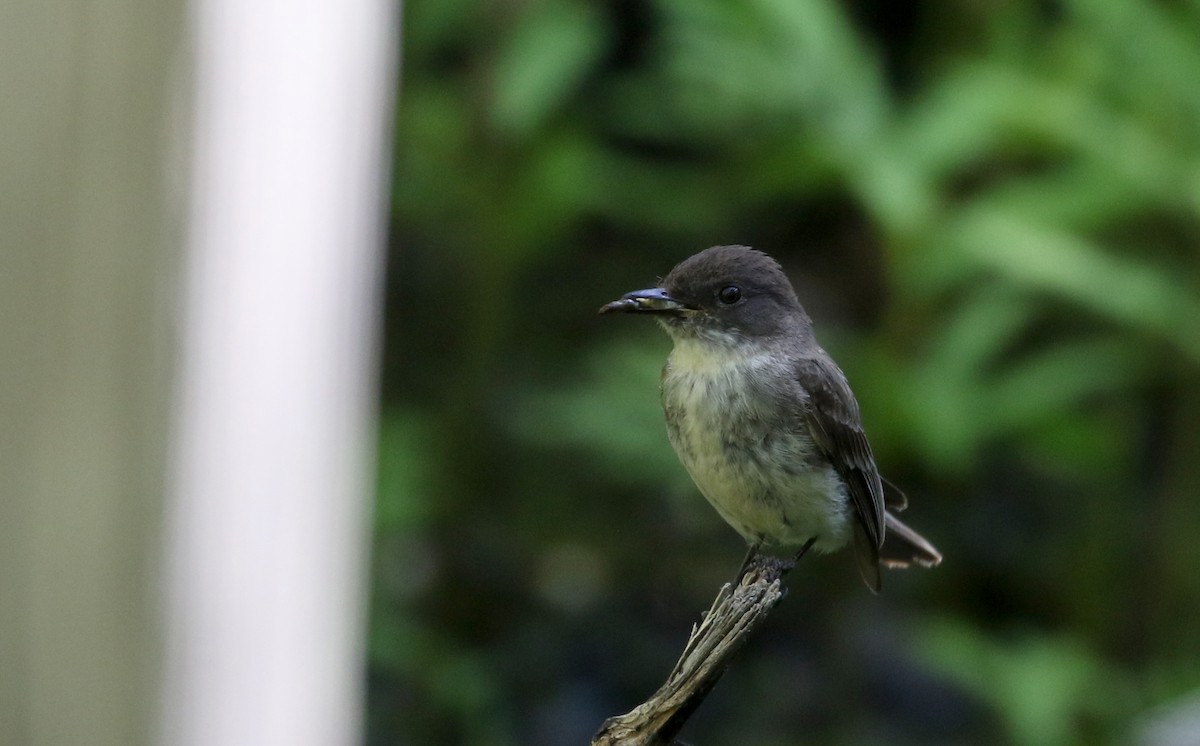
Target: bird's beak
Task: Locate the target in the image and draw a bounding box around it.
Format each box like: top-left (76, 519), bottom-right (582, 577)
top-left (598, 287), bottom-right (696, 316)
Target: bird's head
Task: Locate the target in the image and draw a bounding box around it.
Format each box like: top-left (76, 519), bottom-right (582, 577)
top-left (599, 245), bottom-right (810, 345)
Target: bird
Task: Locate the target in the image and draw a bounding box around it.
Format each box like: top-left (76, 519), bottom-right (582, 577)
top-left (599, 245), bottom-right (941, 591)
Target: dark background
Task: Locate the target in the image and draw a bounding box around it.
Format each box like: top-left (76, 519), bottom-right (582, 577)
top-left (368, 0), bottom-right (1200, 743)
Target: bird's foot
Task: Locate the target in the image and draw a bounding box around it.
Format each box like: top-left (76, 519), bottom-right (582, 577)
top-left (736, 537), bottom-right (817, 587)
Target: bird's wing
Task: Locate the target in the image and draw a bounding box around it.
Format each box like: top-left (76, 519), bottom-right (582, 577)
top-left (794, 354), bottom-right (886, 569)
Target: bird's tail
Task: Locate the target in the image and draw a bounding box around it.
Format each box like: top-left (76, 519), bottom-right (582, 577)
top-left (880, 511), bottom-right (942, 569)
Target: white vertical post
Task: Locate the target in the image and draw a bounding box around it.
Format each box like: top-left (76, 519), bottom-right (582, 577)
top-left (163, 1), bottom-right (397, 744)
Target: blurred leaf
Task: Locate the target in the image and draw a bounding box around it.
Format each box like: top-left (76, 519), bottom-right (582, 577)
top-left (986, 338), bottom-right (1150, 434)
top-left (904, 285), bottom-right (1038, 470)
top-left (898, 65), bottom-right (1033, 180)
top-left (508, 335), bottom-right (690, 489)
top-left (590, 154), bottom-right (743, 234)
top-left (1067, 0), bottom-right (1200, 129)
top-left (975, 163), bottom-right (1156, 233)
top-left (607, 0), bottom-right (885, 152)
top-left (954, 209), bottom-right (1200, 362)
top-left (918, 617), bottom-right (1126, 746)
top-left (850, 144), bottom-right (939, 241)
top-left (501, 129), bottom-right (610, 250)
top-left (901, 60), bottom-right (1192, 206)
top-left (490, 0), bottom-right (607, 139)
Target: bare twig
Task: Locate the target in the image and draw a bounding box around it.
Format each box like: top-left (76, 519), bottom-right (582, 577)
top-left (591, 553), bottom-right (800, 746)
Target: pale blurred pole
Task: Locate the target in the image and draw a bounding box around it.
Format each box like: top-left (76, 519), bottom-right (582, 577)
top-left (0, 1), bottom-right (185, 744)
top-left (162, 0), bottom-right (396, 745)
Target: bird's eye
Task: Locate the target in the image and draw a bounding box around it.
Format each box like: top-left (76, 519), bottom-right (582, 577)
top-left (718, 285), bottom-right (741, 304)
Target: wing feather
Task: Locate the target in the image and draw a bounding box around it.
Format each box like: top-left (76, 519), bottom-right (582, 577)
top-left (795, 355), bottom-right (886, 554)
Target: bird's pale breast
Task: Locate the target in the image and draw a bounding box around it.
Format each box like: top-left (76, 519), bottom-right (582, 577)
top-left (661, 338), bottom-right (851, 552)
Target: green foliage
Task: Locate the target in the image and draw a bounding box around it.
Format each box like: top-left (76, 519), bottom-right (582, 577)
top-left (510, 337), bottom-right (686, 488)
top-left (376, 0), bottom-right (1200, 742)
top-left (491, 0), bottom-right (608, 138)
top-left (918, 617), bottom-right (1129, 746)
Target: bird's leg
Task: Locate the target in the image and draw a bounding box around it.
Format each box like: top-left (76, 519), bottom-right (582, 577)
top-left (793, 536), bottom-right (817, 564)
top-left (734, 542), bottom-right (762, 584)
top-left (734, 537), bottom-right (816, 586)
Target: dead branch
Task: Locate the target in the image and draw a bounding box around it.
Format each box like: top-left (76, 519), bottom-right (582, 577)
top-left (591, 554), bottom-right (797, 746)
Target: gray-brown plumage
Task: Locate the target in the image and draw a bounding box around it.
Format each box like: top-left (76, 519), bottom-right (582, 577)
top-left (601, 245), bottom-right (941, 591)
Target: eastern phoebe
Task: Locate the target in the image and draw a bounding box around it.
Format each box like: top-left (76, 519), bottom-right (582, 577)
top-left (600, 245), bottom-right (941, 590)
